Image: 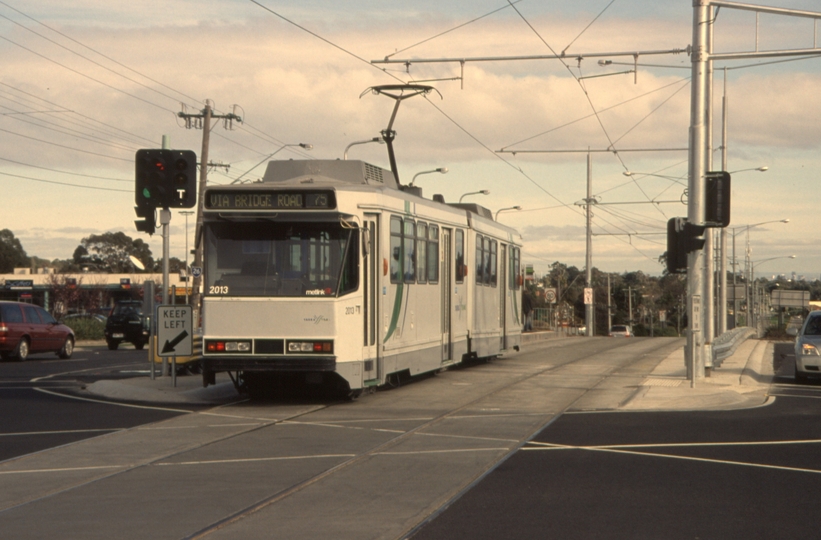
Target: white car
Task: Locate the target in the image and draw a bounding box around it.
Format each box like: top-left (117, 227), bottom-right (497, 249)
top-left (608, 325), bottom-right (632, 337)
top-left (793, 312), bottom-right (821, 382)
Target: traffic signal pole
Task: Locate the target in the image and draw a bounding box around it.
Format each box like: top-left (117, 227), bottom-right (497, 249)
top-left (686, 1), bottom-right (710, 386)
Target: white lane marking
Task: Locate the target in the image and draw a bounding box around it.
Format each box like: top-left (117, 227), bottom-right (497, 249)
top-left (524, 438), bottom-right (821, 450)
top-left (416, 432), bottom-right (520, 444)
top-left (138, 423), bottom-right (264, 430)
top-left (521, 440), bottom-right (821, 474)
top-left (297, 416), bottom-right (435, 424)
top-left (155, 454), bottom-right (356, 466)
top-left (0, 428), bottom-right (123, 437)
top-left (0, 465), bottom-right (127, 475)
top-left (376, 448), bottom-right (509, 456)
top-left (33, 387), bottom-right (196, 414)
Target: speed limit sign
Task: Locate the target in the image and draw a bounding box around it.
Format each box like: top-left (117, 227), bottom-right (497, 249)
top-left (545, 288), bottom-right (557, 304)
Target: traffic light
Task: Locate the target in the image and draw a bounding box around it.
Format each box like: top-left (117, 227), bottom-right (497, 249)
top-left (666, 218), bottom-right (706, 274)
top-left (134, 205), bottom-right (156, 235)
top-left (135, 149), bottom-right (197, 209)
top-left (705, 171), bottom-right (731, 227)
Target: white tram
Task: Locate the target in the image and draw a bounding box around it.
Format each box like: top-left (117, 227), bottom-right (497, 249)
top-left (200, 159), bottom-right (523, 397)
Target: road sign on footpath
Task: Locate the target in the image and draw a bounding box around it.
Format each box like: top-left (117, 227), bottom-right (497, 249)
top-left (156, 305), bottom-right (193, 357)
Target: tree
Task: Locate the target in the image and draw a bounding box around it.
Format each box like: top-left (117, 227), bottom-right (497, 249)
top-left (0, 229), bottom-right (29, 273)
top-left (76, 232), bottom-right (154, 273)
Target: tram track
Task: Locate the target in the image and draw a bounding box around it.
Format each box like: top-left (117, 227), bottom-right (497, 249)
top-left (185, 337), bottom-right (682, 539)
top-left (0, 337), bottom-right (683, 539)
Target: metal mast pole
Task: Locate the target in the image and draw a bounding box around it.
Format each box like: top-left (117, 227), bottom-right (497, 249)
top-left (686, 1), bottom-right (710, 385)
top-left (607, 274), bottom-right (612, 333)
top-left (719, 68), bottom-right (729, 334)
top-left (704, 5), bottom-right (715, 373)
top-left (585, 151), bottom-right (594, 336)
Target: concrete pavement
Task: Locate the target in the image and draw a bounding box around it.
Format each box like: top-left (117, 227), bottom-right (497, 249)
top-left (77, 335), bottom-right (776, 411)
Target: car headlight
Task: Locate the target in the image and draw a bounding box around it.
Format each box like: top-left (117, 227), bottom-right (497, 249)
top-left (801, 343), bottom-right (820, 356)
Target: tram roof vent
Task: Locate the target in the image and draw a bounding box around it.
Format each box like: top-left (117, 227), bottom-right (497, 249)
top-left (261, 160), bottom-right (398, 189)
top-left (448, 203), bottom-right (494, 220)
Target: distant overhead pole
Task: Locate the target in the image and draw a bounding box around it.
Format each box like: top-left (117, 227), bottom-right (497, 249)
top-left (178, 100), bottom-right (242, 325)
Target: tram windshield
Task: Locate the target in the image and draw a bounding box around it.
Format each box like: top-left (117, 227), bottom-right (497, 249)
top-left (204, 221), bottom-right (358, 297)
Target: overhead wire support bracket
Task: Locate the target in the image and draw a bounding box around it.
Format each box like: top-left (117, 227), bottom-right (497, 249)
top-left (360, 84), bottom-right (442, 185)
top-left (370, 47), bottom-right (689, 67)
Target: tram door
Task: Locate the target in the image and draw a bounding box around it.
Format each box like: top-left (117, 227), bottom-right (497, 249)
top-left (441, 229), bottom-right (452, 362)
top-left (363, 216), bottom-right (380, 383)
top-left (500, 244), bottom-right (507, 350)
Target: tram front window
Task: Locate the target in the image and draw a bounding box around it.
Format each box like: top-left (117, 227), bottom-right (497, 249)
top-left (204, 221), bottom-right (358, 297)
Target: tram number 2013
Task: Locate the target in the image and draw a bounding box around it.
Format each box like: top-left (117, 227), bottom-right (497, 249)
top-left (209, 285), bottom-right (229, 295)
top-left (345, 305), bottom-right (361, 315)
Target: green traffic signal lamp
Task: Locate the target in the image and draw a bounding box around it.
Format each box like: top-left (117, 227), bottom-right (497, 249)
top-left (135, 149), bottom-right (197, 209)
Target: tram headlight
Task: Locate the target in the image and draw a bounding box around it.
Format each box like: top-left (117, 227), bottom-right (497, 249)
top-left (287, 340), bottom-right (333, 354)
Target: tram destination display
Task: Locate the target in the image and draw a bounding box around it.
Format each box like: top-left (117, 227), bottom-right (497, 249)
top-left (206, 190), bottom-right (335, 210)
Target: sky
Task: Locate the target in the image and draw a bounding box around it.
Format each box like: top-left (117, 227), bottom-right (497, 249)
top-left (1, 0), bottom-right (820, 279)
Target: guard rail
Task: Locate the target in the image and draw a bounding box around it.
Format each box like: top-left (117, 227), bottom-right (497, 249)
top-left (711, 327), bottom-right (756, 368)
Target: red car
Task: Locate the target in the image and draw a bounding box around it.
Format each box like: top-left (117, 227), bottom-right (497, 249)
top-left (0, 301), bottom-right (75, 361)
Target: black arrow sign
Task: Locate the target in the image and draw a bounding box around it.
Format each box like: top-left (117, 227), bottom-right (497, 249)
top-left (162, 330), bottom-right (189, 354)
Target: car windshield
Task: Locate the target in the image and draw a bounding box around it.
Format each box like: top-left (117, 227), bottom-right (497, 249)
top-left (804, 316), bottom-right (821, 336)
top-left (611, 326), bottom-right (627, 332)
top-left (112, 303), bottom-right (142, 316)
top-left (204, 220), bottom-right (358, 297)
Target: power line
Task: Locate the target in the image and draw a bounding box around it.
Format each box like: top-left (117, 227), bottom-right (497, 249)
top-left (0, 126), bottom-right (132, 162)
top-left (0, 170), bottom-right (130, 192)
top-left (0, 155), bottom-right (129, 182)
top-left (0, 0), bottom-right (202, 108)
top-left (0, 34), bottom-right (177, 115)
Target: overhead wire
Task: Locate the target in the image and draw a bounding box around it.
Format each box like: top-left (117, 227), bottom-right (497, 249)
top-left (560, 0), bottom-right (617, 55)
top-left (247, 0), bottom-right (582, 219)
top-left (383, 0), bottom-right (525, 60)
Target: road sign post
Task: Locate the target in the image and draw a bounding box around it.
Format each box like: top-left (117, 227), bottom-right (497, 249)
top-left (156, 305), bottom-right (193, 387)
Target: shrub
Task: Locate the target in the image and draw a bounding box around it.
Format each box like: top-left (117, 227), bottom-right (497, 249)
top-left (64, 318), bottom-right (105, 341)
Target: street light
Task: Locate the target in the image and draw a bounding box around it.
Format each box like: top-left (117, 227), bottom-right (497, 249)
top-left (231, 143), bottom-right (313, 184)
top-left (343, 137), bottom-right (384, 160)
top-left (729, 166), bottom-right (768, 174)
top-left (459, 190), bottom-right (490, 203)
top-left (495, 205), bottom-right (522, 220)
top-left (410, 167), bottom-right (448, 187)
top-left (750, 255), bottom-right (796, 331)
top-left (729, 219), bottom-right (789, 328)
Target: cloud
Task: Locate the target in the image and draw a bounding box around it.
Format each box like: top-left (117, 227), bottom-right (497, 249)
top-left (1, 2), bottom-right (819, 276)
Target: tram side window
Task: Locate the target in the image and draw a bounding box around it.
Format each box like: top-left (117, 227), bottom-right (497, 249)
top-left (427, 224), bottom-right (439, 283)
top-left (338, 231), bottom-right (359, 295)
top-left (390, 216), bottom-right (402, 284)
top-left (404, 220), bottom-right (416, 283)
top-left (455, 229), bottom-right (465, 283)
top-left (417, 222), bottom-right (427, 284)
top-left (513, 247), bottom-right (521, 290)
top-left (509, 245), bottom-right (516, 290)
top-left (475, 234), bottom-right (484, 285)
top-left (483, 236), bottom-right (492, 285)
top-left (490, 240), bottom-right (498, 287)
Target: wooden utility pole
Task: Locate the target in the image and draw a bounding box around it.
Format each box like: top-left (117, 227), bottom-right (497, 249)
top-left (178, 101), bottom-right (242, 325)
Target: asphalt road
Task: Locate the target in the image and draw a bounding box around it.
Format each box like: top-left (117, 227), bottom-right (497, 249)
top-left (0, 346), bottom-right (189, 461)
top-left (411, 344), bottom-right (821, 540)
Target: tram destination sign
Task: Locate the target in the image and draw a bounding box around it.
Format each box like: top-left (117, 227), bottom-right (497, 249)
top-left (205, 190), bottom-right (335, 211)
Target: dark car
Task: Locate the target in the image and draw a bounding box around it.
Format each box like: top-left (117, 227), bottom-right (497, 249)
top-left (104, 300), bottom-right (148, 350)
top-left (0, 301), bottom-right (75, 361)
